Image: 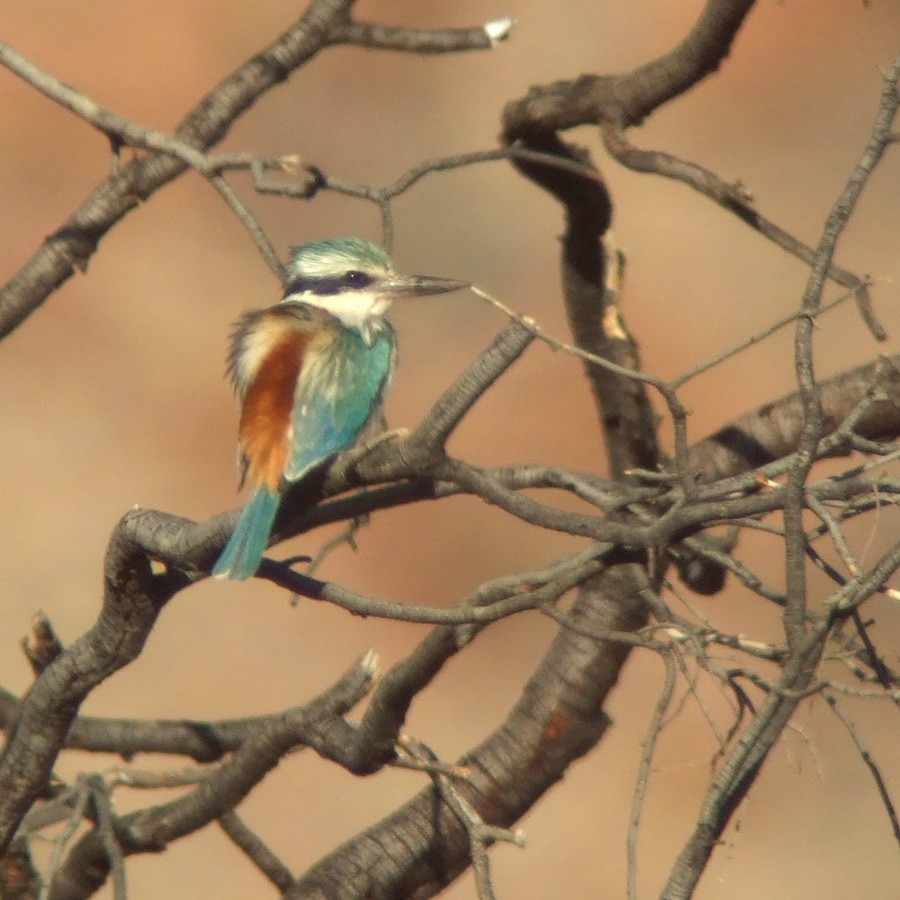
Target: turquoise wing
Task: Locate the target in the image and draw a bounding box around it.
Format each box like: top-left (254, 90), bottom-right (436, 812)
top-left (284, 327), bottom-right (395, 482)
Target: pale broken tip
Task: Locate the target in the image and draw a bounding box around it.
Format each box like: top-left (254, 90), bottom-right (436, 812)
top-left (483, 17), bottom-right (514, 47)
top-left (360, 648), bottom-right (380, 678)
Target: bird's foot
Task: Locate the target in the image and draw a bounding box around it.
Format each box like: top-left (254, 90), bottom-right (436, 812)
top-left (342, 427), bottom-right (409, 469)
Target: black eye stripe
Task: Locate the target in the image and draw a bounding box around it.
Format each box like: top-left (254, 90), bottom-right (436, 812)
top-left (284, 271), bottom-right (375, 297)
top-left (284, 276), bottom-right (342, 296)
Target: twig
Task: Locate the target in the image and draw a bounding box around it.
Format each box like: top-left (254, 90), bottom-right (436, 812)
top-left (671, 647), bottom-right (730, 750)
top-left (805, 493), bottom-right (861, 579)
top-left (49, 652), bottom-right (377, 897)
top-left (402, 738), bottom-right (524, 900)
top-left (87, 775), bottom-right (127, 900)
top-left (37, 782), bottom-right (91, 900)
top-left (329, 15), bottom-right (514, 54)
top-left (469, 285), bottom-right (695, 491)
top-left (390, 753), bottom-right (473, 780)
top-left (828, 538), bottom-right (900, 613)
top-left (627, 652), bottom-right (676, 900)
top-left (264, 541), bottom-right (608, 626)
top-left (105, 765), bottom-right (218, 789)
top-left (218, 810), bottom-right (295, 892)
top-left (21, 613), bottom-right (63, 676)
top-left (822, 692), bottom-right (900, 847)
top-left (600, 123), bottom-right (886, 342)
top-left (254, 144), bottom-right (603, 251)
top-left (303, 514), bottom-right (369, 577)
top-left (671, 280), bottom-right (881, 390)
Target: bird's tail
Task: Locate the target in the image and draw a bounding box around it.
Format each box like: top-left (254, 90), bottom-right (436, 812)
top-left (212, 486), bottom-right (280, 581)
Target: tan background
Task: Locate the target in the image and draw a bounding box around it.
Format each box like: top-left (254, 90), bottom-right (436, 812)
top-left (1, 1), bottom-right (899, 897)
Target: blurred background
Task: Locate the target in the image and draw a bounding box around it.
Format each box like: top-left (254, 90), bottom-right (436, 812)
top-left (1, 1), bottom-right (899, 897)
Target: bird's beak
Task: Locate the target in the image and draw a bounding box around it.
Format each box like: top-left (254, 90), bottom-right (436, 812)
top-left (378, 274), bottom-right (469, 300)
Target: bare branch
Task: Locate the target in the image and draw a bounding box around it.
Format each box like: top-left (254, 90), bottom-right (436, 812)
top-left (600, 123), bottom-right (885, 341)
top-left (218, 810), bottom-right (295, 892)
top-left (329, 17), bottom-right (514, 54)
top-left (20, 613), bottom-right (63, 677)
top-left (0, 0), bottom-right (502, 339)
top-left (0, 521), bottom-right (162, 854)
top-left (663, 54), bottom-right (900, 896)
top-left (627, 653), bottom-right (677, 900)
top-left (48, 653), bottom-right (376, 899)
top-left (501, 0), bottom-right (757, 135)
top-left (822, 692), bottom-right (900, 848)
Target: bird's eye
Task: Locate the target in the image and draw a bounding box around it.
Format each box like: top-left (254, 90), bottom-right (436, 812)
top-left (343, 270), bottom-right (372, 288)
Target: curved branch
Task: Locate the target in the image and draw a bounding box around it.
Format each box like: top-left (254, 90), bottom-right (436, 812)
top-left (0, 519), bottom-right (164, 852)
top-left (48, 653), bottom-right (376, 900)
top-left (501, 0), bottom-right (756, 138)
top-left (0, 0), bottom-right (345, 338)
top-left (288, 562), bottom-right (652, 898)
top-left (0, 0), bottom-right (502, 340)
top-left (501, 0), bottom-right (875, 335)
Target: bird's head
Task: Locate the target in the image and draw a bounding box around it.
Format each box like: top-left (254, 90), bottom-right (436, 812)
top-left (282, 237), bottom-right (467, 333)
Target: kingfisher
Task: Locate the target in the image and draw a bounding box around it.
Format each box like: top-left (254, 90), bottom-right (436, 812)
top-left (212, 236), bottom-right (467, 580)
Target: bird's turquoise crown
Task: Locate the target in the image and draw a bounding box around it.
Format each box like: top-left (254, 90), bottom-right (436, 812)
top-left (285, 237), bottom-right (392, 296)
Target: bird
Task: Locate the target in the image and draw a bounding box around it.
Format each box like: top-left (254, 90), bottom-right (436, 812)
top-left (212, 236), bottom-right (468, 580)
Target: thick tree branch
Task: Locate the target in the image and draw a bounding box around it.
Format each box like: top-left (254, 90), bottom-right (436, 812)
top-left (0, 522), bottom-right (164, 853)
top-left (501, 0), bottom-right (876, 336)
top-left (288, 564), bottom-right (651, 898)
top-left (688, 354), bottom-right (900, 482)
top-left (502, 0), bottom-right (756, 136)
top-left (47, 654), bottom-right (376, 900)
top-left (0, 0), bottom-right (501, 339)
